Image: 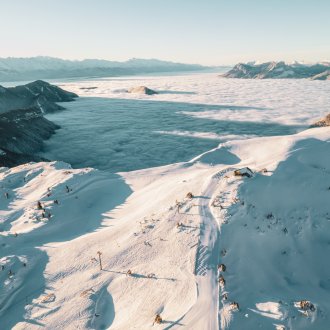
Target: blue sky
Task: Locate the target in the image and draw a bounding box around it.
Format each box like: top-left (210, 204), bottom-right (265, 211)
top-left (0, 0), bottom-right (329, 65)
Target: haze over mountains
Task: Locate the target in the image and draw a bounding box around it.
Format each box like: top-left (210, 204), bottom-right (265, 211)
top-left (2, 57), bottom-right (330, 82)
top-left (0, 57), bottom-right (212, 82)
top-left (222, 61), bottom-right (330, 79)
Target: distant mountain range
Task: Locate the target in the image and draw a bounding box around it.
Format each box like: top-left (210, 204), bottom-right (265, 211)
top-left (222, 61), bottom-right (330, 79)
top-left (0, 56), bottom-right (211, 82)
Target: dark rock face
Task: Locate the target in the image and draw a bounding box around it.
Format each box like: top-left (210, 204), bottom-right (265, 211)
top-left (0, 80), bottom-right (77, 114)
top-left (222, 62), bottom-right (330, 79)
top-left (0, 148), bottom-right (48, 168)
top-left (310, 114), bottom-right (330, 128)
top-left (0, 81), bottom-right (78, 167)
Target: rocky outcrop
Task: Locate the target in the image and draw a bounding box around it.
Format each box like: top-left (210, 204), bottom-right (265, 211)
top-left (128, 86), bottom-right (158, 95)
top-left (0, 81), bottom-right (78, 167)
top-left (310, 114), bottom-right (330, 128)
top-left (222, 62), bottom-right (330, 79)
top-left (0, 80), bottom-right (77, 114)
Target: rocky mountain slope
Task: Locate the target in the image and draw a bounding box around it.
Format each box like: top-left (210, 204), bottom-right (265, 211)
top-left (222, 61), bottom-right (330, 79)
top-left (310, 114), bottom-right (330, 127)
top-left (0, 81), bottom-right (78, 167)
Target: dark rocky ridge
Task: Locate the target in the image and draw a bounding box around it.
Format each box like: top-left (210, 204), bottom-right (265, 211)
top-left (222, 61), bottom-right (330, 79)
top-left (0, 80), bottom-right (78, 167)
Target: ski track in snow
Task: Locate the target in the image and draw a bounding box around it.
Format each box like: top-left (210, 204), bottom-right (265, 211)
top-left (183, 167), bottom-right (238, 329)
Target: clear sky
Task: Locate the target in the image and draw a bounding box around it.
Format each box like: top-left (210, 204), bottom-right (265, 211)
top-left (0, 0), bottom-right (329, 65)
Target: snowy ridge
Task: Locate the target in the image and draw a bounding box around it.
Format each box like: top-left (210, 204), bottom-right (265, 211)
top-left (1, 126), bottom-right (330, 329)
top-left (222, 61), bottom-right (330, 79)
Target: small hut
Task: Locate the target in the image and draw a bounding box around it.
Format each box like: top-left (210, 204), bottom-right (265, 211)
top-left (234, 167), bottom-right (253, 178)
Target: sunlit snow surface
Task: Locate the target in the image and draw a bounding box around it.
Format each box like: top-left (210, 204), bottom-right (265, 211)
top-left (41, 73), bottom-right (330, 172)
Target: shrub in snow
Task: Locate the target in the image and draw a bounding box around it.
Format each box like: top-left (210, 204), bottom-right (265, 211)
top-left (186, 192), bottom-right (193, 199)
top-left (230, 302), bottom-right (239, 311)
top-left (154, 314), bottom-right (162, 324)
top-left (40, 293), bottom-right (56, 303)
top-left (175, 200), bottom-right (182, 214)
top-left (299, 300), bottom-right (315, 312)
top-left (219, 275), bottom-right (226, 286)
top-left (211, 198), bottom-right (223, 208)
top-left (218, 264), bottom-right (226, 272)
top-left (80, 288), bottom-right (95, 298)
top-left (232, 197), bottom-right (239, 203)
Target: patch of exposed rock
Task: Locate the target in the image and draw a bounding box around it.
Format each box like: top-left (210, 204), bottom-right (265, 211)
top-left (310, 114), bottom-right (330, 128)
top-left (128, 86), bottom-right (158, 95)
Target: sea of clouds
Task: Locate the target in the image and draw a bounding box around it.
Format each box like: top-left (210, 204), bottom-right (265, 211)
top-left (40, 73), bottom-right (330, 172)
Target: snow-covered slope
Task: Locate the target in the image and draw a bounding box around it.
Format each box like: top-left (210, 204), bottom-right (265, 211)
top-left (1, 126), bottom-right (330, 329)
